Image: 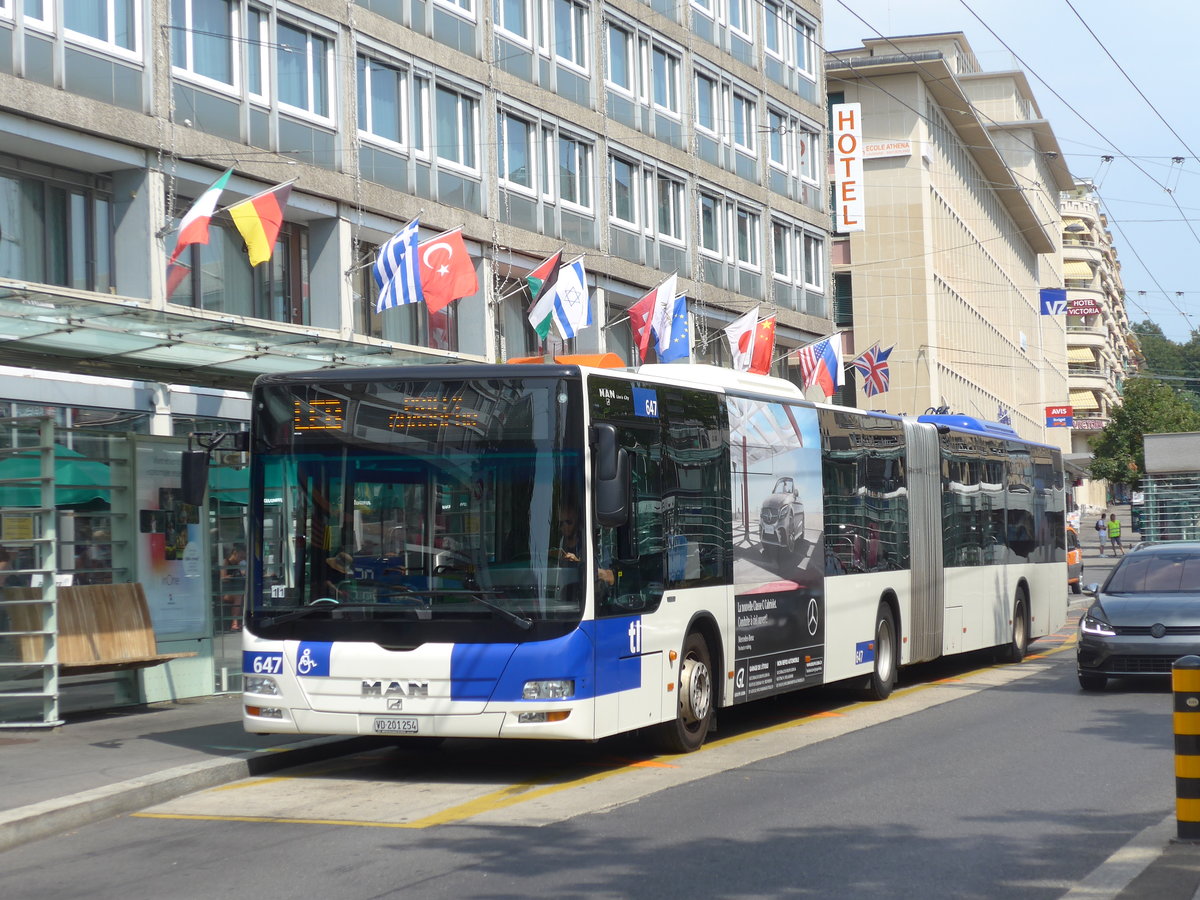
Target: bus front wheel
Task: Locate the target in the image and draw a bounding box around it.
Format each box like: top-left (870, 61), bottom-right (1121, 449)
top-left (864, 604), bottom-right (896, 701)
top-left (651, 632), bottom-right (714, 754)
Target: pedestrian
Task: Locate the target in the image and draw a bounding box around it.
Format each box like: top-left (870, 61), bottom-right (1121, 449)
top-left (1095, 515), bottom-right (1107, 556)
top-left (1107, 513), bottom-right (1124, 556)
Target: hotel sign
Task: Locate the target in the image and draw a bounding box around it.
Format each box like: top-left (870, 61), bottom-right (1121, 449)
top-left (832, 103), bottom-right (865, 233)
top-left (1067, 297), bottom-right (1101, 316)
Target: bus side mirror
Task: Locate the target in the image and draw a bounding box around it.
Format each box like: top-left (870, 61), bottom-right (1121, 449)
top-left (181, 450), bottom-right (210, 507)
top-left (591, 424), bottom-right (630, 527)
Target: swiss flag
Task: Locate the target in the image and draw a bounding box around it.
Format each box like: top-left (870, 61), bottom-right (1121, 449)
top-left (749, 316), bottom-right (776, 375)
top-left (418, 229), bottom-right (478, 314)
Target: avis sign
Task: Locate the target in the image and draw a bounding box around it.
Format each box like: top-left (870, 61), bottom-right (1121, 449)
top-left (1046, 405), bottom-right (1074, 428)
top-left (832, 103), bottom-right (864, 233)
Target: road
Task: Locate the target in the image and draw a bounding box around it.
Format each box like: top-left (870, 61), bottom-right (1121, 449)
top-left (2, 594), bottom-right (1181, 899)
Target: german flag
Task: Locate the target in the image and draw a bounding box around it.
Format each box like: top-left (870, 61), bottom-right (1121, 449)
top-left (228, 181), bottom-right (293, 266)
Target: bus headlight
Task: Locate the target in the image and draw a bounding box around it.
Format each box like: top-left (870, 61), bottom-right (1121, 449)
top-left (522, 679), bottom-right (575, 700)
top-left (245, 675), bottom-right (280, 696)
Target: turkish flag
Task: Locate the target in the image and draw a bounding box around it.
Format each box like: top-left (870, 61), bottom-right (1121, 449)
top-left (418, 229), bottom-right (478, 314)
top-left (749, 316), bottom-right (776, 375)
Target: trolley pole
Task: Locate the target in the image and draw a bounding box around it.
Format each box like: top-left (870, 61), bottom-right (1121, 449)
top-left (1173, 655), bottom-right (1200, 841)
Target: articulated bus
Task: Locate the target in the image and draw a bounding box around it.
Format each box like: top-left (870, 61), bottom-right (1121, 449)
top-left (237, 360), bottom-right (1066, 752)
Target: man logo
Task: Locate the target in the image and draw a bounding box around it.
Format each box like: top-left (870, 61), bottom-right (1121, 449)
top-left (362, 681), bottom-right (430, 698)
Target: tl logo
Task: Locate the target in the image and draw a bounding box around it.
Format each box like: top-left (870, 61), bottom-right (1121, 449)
top-left (627, 618), bottom-right (643, 655)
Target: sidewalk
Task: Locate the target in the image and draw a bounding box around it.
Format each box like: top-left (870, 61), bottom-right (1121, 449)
top-left (0, 693), bottom-right (368, 853)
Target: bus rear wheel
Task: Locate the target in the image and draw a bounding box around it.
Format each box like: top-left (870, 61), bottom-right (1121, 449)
top-left (998, 593), bottom-right (1029, 663)
top-left (864, 603), bottom-right (896, 701)
top-left (651, 632), bottom-right (714, 754)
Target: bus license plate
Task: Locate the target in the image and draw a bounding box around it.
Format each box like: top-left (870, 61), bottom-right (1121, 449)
top-left (373, 717), bottom-right (418, 734)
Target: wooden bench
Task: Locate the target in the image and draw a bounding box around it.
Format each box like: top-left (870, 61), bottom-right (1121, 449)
top-left (5, 583), bottom-right (198, 675)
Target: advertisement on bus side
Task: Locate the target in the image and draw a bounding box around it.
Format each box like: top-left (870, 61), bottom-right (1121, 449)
top-left (728, 398), bottom-right (825, 702)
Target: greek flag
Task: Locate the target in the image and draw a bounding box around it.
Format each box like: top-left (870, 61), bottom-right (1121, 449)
top-left (374, 219), bottom-right (424, 312)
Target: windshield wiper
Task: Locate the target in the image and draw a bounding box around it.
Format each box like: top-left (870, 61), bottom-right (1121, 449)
top-left (257, 602), bottom-right (381, 627)
top-left (405, 588), bottom-right (534, 630)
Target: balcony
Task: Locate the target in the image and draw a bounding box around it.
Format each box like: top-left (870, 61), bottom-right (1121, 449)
top-left (1068, 365), bottom-right (1110, 391)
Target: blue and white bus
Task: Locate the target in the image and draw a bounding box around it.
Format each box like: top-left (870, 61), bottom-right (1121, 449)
top-left (238, 359), bottom-right (1066, 752)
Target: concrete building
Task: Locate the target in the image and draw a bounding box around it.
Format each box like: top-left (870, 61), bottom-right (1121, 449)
top-left (1060, 180), bottom-right (1140, 511)
top-left (825, 33), bottom-right (1074, 452)
top-left (0, 0), bottom-right (832, 718)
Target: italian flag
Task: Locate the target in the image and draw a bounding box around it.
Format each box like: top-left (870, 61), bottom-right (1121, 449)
top-left (167, 168), bottom-right (233, 268)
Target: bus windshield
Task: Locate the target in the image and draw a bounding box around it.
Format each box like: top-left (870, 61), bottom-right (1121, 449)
top-left (249, 373), bottom-right (585, 641)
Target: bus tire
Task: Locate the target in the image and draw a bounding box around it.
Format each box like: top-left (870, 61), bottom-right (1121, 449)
top-left (864, 603), bottom-right (896, 701)
top-left (651, 631), bottom-right (714, 754)
top-left (998, 592), bottom-right (1029, 663)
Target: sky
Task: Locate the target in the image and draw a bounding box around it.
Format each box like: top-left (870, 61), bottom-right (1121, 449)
top-left (822, 0), bottom-right (1199, 344)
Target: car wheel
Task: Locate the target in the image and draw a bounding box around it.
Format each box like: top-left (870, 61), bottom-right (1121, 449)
top-left (1078, 672), bottom-right (1107, 691)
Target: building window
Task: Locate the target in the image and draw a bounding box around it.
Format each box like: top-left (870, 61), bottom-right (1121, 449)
top-left (557, 133), bottom-right (592, 209)
top-left (170, 218), bottom-right (309, 325)
top-left (656, 175), bottom-right (685, 242)
top-left (695, 71), bottom-right (717, 133)
top-left (736, 208), bottom-right (759, 267)
top-left (357, 55), bottom-right (426, 150)
top-left (606, 22), bottom-right (633, 93)
top-left (277, 20), bottom-right (332, 119)
top-left (700, 193), bottom-right (721, 255)
top-left (498, 109), bottom-right (535, 191)
top-left (435, 85), bottom-right (479, 171)
top-left (434, 0), bottom-right (475, 19)
top-left (726, 0), bottom-right (750, 37)
top-left (610, 156), bottom-right (637, 226)
top-left (651, 45), bottom-right (680, 114)
top-left (803, 233), bottom-right (823, 289)
top-left (553, 0), bottom-right (588, 70)
top-left (609, 153), bottom-right (685, 244)
top-left (764, 0), bottom-right (782, 58)
top-left (65, 0), bottom-right (139, 55)
top-left (732, 92), bottom-right (756, 153)
top-left (495, 0), bottom-right (530, 43)
top-left (171, 0), bottom-right (235, 87)
top-left (0, 167), bottom-right (114, 294)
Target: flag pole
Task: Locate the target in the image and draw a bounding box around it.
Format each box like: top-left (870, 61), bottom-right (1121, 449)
top-left (217, 178), bottom-right (297, 213)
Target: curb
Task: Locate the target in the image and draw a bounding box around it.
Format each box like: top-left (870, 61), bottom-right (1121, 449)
top-left (0, 735), bottom-right (374, 854)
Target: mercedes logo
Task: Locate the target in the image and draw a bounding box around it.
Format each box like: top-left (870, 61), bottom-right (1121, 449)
top-left (1151, 623), bottom-right (1167, 639)
top-left (807, 598), bottom-right (819, 635)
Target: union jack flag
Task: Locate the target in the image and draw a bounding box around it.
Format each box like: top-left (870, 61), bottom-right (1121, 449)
top-left (852, 343), bottom-right (893, 397)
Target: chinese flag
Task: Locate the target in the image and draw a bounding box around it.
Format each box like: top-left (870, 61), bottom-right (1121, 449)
top-left (418, 229), bottom-right (478, 314)
top-left (749, 316), bottom-right (776, 375)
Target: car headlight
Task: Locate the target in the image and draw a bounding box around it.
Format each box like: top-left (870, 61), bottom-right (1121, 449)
top-left (1080, 613), bottom-right (1116, 636)
top-left (522, 679), bottom-right (575, 700)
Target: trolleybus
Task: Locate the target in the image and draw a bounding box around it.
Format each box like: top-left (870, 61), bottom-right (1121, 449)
top-left (232, 359), bottom-right (1066, 752)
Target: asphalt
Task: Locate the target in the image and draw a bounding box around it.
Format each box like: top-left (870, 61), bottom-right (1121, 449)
top-left (0, 503), bottom-right (1197, 898)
